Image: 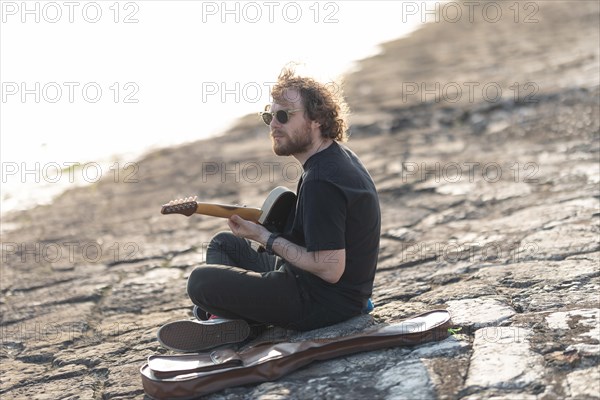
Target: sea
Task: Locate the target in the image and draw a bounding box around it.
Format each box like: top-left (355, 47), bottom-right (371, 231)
top-left (0, 0), bottom-right (429, 220)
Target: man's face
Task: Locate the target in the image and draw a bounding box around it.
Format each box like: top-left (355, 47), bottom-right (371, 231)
top-left (269, 89), bottom-right (314, 156)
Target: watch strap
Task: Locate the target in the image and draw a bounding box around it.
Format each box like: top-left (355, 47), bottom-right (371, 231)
top-left (265, 233), bottom-right (281, 255)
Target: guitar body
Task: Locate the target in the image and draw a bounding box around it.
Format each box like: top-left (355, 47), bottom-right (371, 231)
top-left (258, 186), bottom-right (296, 233)
top-left (161, 186), bottom-right (296, 233)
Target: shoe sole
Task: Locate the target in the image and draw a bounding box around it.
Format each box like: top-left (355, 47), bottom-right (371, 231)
top-left (157, 319), bottom-right (250, 353)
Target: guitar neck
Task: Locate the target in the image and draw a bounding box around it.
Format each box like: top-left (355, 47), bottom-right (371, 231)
top-left (196, 203), bottom-right (262, 223)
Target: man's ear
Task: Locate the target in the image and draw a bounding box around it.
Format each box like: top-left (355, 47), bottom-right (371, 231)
top-left (311, 120), bottom-right (322, 137)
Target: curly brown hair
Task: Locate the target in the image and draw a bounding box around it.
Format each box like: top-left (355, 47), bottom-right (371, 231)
top-left (270, 67), bottom-right (350, 142)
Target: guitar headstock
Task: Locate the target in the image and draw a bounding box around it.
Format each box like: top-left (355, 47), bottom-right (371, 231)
top-left (161, 196), bottom-right (198, 217)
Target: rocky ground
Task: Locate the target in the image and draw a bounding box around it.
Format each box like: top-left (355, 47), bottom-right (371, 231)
top-left (1, 1), bottom-right (599, 399)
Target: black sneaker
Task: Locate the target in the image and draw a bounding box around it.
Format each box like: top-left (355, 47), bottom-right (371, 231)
top-left (156, 318), bottom-right (251, 353)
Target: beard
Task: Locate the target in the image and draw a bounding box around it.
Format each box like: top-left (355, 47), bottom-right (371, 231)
top-left (271, 124), bottom-right (313, 156)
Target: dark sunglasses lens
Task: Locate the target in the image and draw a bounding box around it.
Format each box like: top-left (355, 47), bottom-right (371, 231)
top-left (276, 110), bottom-right (289, 124)
top-left (261, 113), bottom-right (273, 125)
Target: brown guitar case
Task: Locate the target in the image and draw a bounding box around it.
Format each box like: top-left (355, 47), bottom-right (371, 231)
top-left (140, 309), bottom-right (452, 399)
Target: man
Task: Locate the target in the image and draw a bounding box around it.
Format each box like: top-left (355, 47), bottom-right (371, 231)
top-left (157, 68), bottom-right (381, 352)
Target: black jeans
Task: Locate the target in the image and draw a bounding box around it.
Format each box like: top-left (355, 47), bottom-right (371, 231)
top-left (187, 232), bottom-right (353, 331)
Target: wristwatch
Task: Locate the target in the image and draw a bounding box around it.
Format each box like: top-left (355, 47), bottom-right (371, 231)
top-left (265, 232), bottom-right (281, 255)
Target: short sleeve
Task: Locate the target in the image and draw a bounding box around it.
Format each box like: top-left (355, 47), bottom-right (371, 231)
top-left (301, 180), bottom-right (346, 252)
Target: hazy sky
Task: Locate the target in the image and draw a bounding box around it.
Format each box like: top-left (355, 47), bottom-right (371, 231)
top-left (1, 1), bottom-right (424, 213)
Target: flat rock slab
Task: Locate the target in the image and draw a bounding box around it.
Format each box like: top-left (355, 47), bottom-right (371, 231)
top-left (375, 358), bottom-right (435, 399)
top-left (565, 366), bottom-right (600, 398)
top-left (447, 297), bottom-right (516, 330)
top-left (465, 327), bottom-right (544, 391)
top-left (545, 308), bottom-right (600, 340)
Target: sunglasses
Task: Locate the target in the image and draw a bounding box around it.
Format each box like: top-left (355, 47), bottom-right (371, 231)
top-left (259, 108), bottom-right (302, 125)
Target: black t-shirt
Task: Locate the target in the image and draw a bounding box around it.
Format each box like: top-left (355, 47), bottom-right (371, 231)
top-left (283, 141), bottom-right (381, 316)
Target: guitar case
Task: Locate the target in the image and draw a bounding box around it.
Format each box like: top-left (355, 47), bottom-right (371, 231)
top-left (140, 309), bottom-right (452, 399)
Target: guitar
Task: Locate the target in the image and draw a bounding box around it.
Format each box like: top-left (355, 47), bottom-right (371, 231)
top-left (161, 186), bottom-right (296, 233)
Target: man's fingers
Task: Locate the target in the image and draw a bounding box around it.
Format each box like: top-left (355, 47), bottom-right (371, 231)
top-left (230, 214), bottom-right (244, 223)
top-left (227, 219), bottom-right (239, 235)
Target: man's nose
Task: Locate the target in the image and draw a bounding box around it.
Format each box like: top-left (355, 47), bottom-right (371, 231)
top-left (269, 115), bottom-right (281, 129)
